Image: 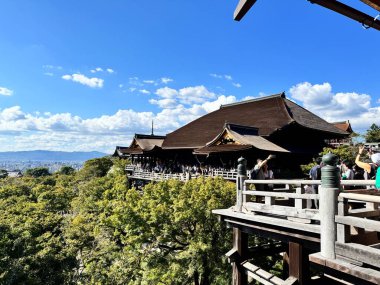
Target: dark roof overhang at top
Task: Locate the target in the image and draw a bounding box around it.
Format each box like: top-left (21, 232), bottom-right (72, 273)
top-left (233, 0), bottom-right (380, 31)
top-left (162, 93), bottom-right (348, 150)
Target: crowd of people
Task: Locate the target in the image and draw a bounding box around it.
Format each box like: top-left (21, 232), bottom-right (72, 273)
top-left (128, 146), bottom-right (380, 191)
top-left (129, 158), bottom-right (237, 176)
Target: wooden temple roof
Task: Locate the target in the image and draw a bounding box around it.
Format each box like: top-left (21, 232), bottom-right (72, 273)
top-left (113, 134), bottom-right (166, 156)
top-left (331, 120), bottom-right (354, 134)
top-left (194, 123), bottom-right (288, 154)
top-left (130, 134), bottom-right (166, 151)
top-left (162, 93), bottom-right (348, 150)
top-left (112, 146), bottom-right (130, 157)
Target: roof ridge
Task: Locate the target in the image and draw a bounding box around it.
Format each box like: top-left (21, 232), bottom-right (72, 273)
top-left (330, 120), bottom-right (350, 124)
top-left (135, 134), bottom-right (166, 139)
top-left (220, 92), bottom-right (285, 108)
top-left (225, 122), bottom-right (259, 131)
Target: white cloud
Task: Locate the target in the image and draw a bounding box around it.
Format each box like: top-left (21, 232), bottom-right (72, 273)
top-left (210, 73), bottom-right (223, 79)
top-left (258, 92), bottom-right (267, 97)
top-left (106, 68), bottom-right (114, 73)
top-left (232, 82), bottom-right (242, 88)
top-left (178, 86), bottom-right (216, 104)
top-left (149, 98), bottom-right (177, 109)
top-left (155, 85), bottom-right (216, 105)
top-left (139, 89), bottom-right (151, 95)
top-left (289, 82), bottom-right (379, 131)
top-left (90, 67), bottom-right (103, 73)
top-left (129, 77), bottom-right (143, 86)
top-left (0, 86), bottom-right (13, 96)
top-left (0, 106), bottom-right (25, 121)
top-left (44, 72), bottom-right (54, 77)
top-left (119, 84), bottom-right (124, 88)
top-left (43, 65), bottom-right (62, 71)
top-left (161, 77), bottom-right (173, 84)
top-left (201, 95), bottom-right (236, 112)
top-left (143, 80), bottom-right (155, 84)
top-left (242, 96), bottom-right (256, 101)
top-left (289, 82), bottom-right (333, 107)
top-left (129, 87), bottom-right (137, 92)
top-left (156, 87), bottom-right (178, 99)
top-left (0, 85), bottom-right (237, 152)
top-left (62, 73), bottom-right (104, 88)
top-left (210, 73), bottom-right (232, 81)
top-left (3, 81), bottom-right (378, 153)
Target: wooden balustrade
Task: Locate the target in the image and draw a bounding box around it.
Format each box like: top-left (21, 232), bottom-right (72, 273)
top-left (213, 156), bottom-right (380, 285)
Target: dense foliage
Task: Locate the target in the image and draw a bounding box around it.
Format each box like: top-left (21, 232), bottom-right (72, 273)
top-left (25, 167), bottom-right (51, 178)
top-left (301, 145), bottom-right (358, 175)
top-left (365, 123), bottom-right (380, 143)
top-left (0, 157), bottom-right (239, 284)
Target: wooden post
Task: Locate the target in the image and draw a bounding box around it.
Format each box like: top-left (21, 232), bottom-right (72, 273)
top-left (320, 153), bottom-right (340, 259)
top-left (337, 196), bottom-right (350, 243)
top-left (288, 242), bottom-right (310, 285)
top-left (295, 184), bottom-right (306, 209)
top-left (236, 157), bottom-right (247, 212)
top-left (233, 227), bottom-right (248, 285)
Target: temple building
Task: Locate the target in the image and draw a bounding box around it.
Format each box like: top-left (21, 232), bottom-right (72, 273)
top-left (327, 120), bottom-right (354, 147)
top-left (114, 93), bottom-right (349, 177)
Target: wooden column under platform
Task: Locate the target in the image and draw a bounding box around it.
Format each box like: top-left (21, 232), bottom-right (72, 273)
top-left (233, 227), bottom-right (248, 285)
top-left (286, 241), bottom-right (311, 285)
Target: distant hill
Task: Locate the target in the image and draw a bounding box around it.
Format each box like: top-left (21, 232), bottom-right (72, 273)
top-left (0, 150), bottom-right (108, 162)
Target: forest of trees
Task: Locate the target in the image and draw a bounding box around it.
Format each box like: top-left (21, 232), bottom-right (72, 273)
top-left (1, 125), bottom-right (378, 284)
top-left (0, 157), bottom-right (240, 284)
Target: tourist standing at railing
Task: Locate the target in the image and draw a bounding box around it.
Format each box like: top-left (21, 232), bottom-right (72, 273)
top-left (309, 157), bottom-right (322, 189)
top-left (251, 155), bottom-right (275, 198)
top-left (355, 145), bottom-right (380, 189)
top-left (341, 160), bottom-right (354, 190)
top-left (306, 157), bottom-right (322, 209)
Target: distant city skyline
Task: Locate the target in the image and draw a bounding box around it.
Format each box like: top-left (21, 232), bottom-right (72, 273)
top-left (0, 0), bottom-right (379, 152)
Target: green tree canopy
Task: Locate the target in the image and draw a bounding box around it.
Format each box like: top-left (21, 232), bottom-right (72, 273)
top-left (0, 169), bottom-right (7, 178)
top-left (59, 165), bottom-right (76, 175)
top-left (365, 123), bottom-right (380, 143)
top-left (25, 167), bottom-right (51, 177)
top-left (78, 157), bottom-right (113, 179)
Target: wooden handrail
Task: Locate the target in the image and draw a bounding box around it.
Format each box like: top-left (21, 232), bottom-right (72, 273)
top-left (339, 192), bottom-right (380, 203)
top-left (245, 179), bottom-right (375, 186)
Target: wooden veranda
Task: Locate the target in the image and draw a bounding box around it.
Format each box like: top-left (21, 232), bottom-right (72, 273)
top-left (213, 155), bottom-right (380, 285)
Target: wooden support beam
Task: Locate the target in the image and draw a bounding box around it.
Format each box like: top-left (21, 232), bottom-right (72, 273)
top-left (234, 0), bottom-right (257, 21)
top-left (233, 227), bottom-right (248, 285)
top-left (288, 242), bottom-right (311, 285)
top-left (361, 0), bottom-right (380, 12)
top-left (309, 0), bottom-right (380, 31)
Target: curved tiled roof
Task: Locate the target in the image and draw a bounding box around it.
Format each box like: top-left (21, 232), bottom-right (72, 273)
top-left (331, 121), bottom-right (353, 134)
top-left (162, 93), bottom-right (347, 149)
top-left (194, 123), bottom-right (288, 154)
top-left (129, 134), bottom-right (166, 151)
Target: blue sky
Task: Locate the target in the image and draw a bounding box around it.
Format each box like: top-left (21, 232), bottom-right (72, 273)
top-left (0, 0), bottom-right (379, 153)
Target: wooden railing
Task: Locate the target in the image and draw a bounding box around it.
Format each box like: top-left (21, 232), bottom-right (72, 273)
top-left (125, 166), bottom-right (240, 181)
top-left (235, 177), bottom-right (380, 268)
top-left (336, 191), bottom-right (380, 269)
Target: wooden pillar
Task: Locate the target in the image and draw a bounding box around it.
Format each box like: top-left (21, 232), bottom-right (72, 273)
top-left (320, 153), bottom-right (340, 259)
top-left (288, 241), bottom-right (310, 285)
top-left (236, 157), bottom-right (247, 212)
top-left (232, 227), bottom-right (248, 285)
